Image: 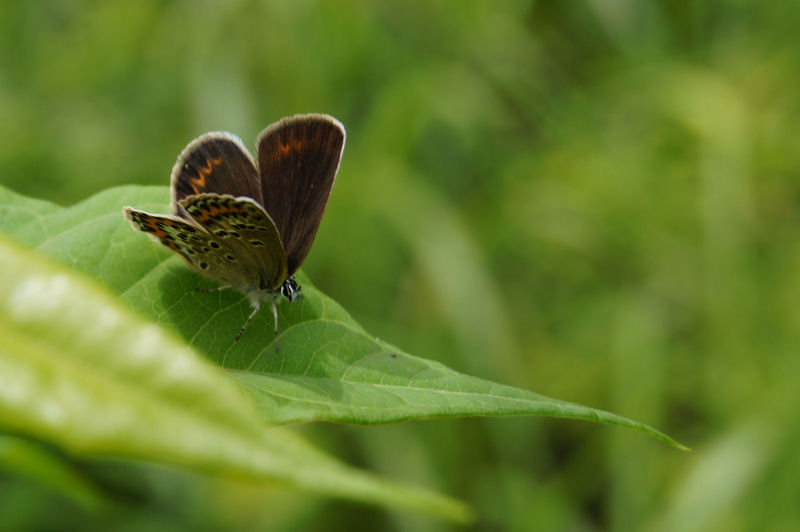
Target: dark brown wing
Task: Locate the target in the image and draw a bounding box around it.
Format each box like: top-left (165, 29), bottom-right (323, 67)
top-left (256, 114), bottom-right (345, 275)
top-left (170, 132), bottom-right (263, 215)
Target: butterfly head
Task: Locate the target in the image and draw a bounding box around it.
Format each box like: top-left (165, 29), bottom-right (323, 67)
top-left (281, 276), bottom-right (302, 303)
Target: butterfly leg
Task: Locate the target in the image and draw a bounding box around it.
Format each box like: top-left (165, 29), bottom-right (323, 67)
top-left (196, 285), bottom-right (231, 293)
top-left (235, 302), bottom-right (260, 341)
top-left (271, 295), bottom-right (280, 353)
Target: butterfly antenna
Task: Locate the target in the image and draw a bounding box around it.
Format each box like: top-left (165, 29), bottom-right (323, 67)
top-left (235, 303), bottom-right (260, 341)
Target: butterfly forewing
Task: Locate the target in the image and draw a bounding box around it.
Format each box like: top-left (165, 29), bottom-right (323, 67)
top-left (179, 193), bottom-right (288, 293)
top-left (123, 207), bottom-right (252, 289)
top-left (171, 133), bottom-right (263, 213)
top-left (257, 114), bottom-right (345, 275)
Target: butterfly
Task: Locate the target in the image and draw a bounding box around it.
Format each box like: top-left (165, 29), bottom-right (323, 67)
top-left (123, 114), bottom-right (345, 347)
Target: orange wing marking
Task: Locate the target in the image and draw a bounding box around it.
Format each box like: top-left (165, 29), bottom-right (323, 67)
top-left (190, 156), bottom-right (224, 194)
top-left (278, 140), bottom-right (303, 157)
top-left (136, 214), bottom-right (180, 250)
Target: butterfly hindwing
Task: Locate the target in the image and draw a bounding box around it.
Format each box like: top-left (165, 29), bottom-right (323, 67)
top-left (179, 193), bottom-right (288, 293)
top-left (171, 132), bottom-right (263, 213)
top-left (256, 114), bottom-right (345, 275)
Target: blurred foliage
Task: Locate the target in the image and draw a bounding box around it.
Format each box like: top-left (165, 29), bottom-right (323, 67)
top-left (1, 0), bottom-right (799, 530)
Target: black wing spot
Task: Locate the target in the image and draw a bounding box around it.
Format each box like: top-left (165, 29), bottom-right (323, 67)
top-left (210, 241), bottom-right (220, 249)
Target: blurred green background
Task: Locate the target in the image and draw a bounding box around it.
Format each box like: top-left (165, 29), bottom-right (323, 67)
top-left (2, 0), bottom-right (799, 530)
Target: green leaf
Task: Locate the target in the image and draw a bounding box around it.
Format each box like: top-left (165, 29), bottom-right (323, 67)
top-left (0, 185), bottom-right (686, 450)
top-left (0, 234), bottom-right (471, 522)
top-left (0, 435), bottom-right (104, 511)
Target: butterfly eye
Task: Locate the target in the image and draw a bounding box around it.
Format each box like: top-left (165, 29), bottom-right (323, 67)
top-left (281, 277), bottom-right (301, 302)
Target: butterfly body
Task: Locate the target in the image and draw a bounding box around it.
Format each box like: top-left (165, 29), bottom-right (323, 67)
top-left (124, 114), bottom-right (345, 343)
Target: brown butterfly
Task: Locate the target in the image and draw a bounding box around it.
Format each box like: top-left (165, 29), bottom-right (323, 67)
top-left (123, 114), bottom-right (345, 347)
